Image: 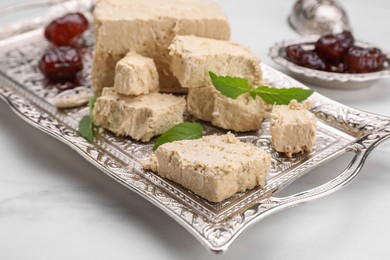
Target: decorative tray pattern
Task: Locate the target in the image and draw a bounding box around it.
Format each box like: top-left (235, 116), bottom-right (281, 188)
top-left (0, 0), bottom-right (389, 254)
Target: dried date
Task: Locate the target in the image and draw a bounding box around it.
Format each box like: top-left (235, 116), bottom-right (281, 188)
top-left (345, 46), bottom-right (387, 73)
top-left (39, 46), bottom-right (83, 81)
top-left (286, 45), bottom-right (327, 71)
top-left (44, 13), bottom-right (89, 46)
top-left (315, 31), bottom-right (354, 65)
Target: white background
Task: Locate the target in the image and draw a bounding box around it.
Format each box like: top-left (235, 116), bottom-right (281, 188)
top-left (0, 1), bottom-right (390, 259)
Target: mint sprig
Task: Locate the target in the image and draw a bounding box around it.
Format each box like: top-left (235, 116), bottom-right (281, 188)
top-left (209, 71), bottom-right (314, 105)
top-left (153, 122), bottom-right (203, 151)
top-left (78, 96), bottom-right (96, 142)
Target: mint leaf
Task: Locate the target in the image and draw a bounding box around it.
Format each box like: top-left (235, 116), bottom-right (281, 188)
top-left (153, 122), bottom-right (203, 151)
top-left (88, 96), bottom-right (97, 114)
top-left (255, 86), bottom-right (314, 105)
top-left (78, 96), bottom-right (97, 142)
top-left (209, 71), bottom-right (251, 99)
top-left (209, 72), bottom-right (314, 105)
top-left (78, 115), bottom-right (94, 142)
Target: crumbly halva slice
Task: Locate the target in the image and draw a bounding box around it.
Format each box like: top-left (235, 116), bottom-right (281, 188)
top-left (187, 85), bottom-right (268, 132)
top-left (270, 100), bottom-right (317, 157)
top-left (144, 133), bottom-right (271, 203)
top-left (92, 88), bottom-right (186, 142)
top-left (92, 0), bottom-right (231, 95)
top-left (113, 52), bottom-right (159, 96)
top-left (169, 35), bottom-right (262, 88)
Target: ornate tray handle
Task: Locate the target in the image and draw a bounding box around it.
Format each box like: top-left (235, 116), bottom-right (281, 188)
top-left (205, 129), bottom-right (390, 253)
top-left (272, 129), bottom-right (390, 207)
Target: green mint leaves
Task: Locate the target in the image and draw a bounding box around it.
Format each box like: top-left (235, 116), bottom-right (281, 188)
top-left (153, 122), bottom-right (203, 151)
top-left (209, 72), bottom-right (252, 99)
top-left (78, 115), bottom-right (94, 142)
top-left (252, 86), bottom-right (314, 105)
top-left (209, 71), bottom-right (313, 105)
top-left (78, 96), bottom-right (96, 142)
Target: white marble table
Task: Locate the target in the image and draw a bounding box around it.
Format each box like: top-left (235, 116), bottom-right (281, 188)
top-left (0, 1), bottom-right (389, 259)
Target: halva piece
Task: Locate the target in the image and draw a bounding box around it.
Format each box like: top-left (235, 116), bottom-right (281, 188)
top-left (187, 85), bottom-right (268, 132)
top-left (113, 52), bottom-right (159, 96)
top-left (145, 133), bottom-right (271, 202)
top-left (92, 0), bottom-right (231, 95)
top-left (169, 35), bottom-right (262, 88)
top-left (92, 88), bottom-right (186, 142)
top-left (270, 100), bottom-right (317, 157)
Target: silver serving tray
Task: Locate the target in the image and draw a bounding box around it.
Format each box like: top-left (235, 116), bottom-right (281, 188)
top-left (0, 0), bottom-right (390, 254)
top-left (269, 35), bottom-right (390, 89)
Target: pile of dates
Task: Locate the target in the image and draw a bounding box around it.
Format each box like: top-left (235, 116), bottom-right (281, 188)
top-left (285, 31), bottom-right (387, 73)
top-left (39, 13), bottom-right (89, 82)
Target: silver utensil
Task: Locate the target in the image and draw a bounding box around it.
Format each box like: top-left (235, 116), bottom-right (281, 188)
top-left (289, 0), bottom-right (351, 35)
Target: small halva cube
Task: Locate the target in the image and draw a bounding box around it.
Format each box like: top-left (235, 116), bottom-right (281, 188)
top-left (270, 100), bottom-right (317, 157)
top-left (113, 52), bottom-right (159, 96)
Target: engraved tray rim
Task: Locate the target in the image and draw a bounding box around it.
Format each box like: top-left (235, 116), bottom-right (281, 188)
top-left (0, 0), bottom-right (389, 254)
